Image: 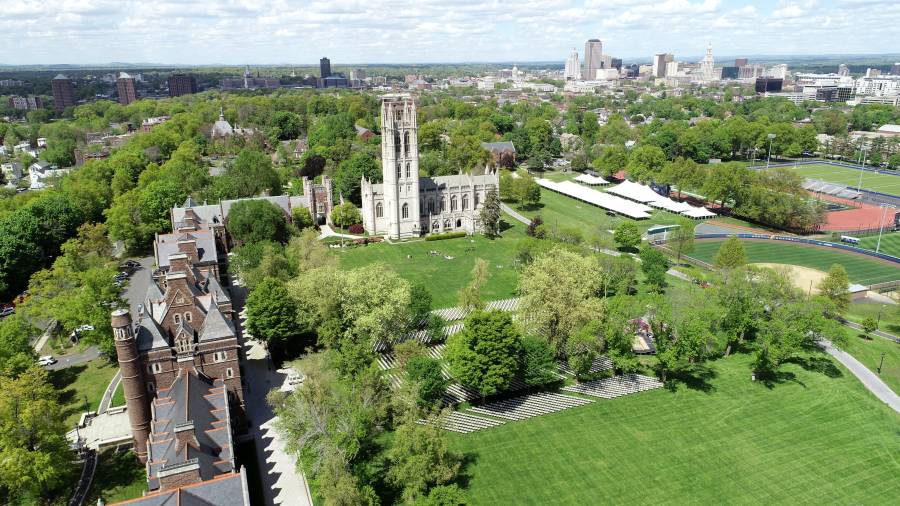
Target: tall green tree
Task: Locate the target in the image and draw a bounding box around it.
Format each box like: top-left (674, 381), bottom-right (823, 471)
top-left (613, 221), bottom-right (641, 251)
top-left (227, 199), bottom-right (289, 245)
top-left (445, 310), bottom-right (523, 397)
top-left (479, 188), bottom-right (501, 238)
top-left (714, 236), bottom-right (747, 269)
top-left (817, 264), bottom-right (851, 316)
top-left (246, 278), bottom-right (299, 349)
top-left (387, 415), bottom-right (462, 503)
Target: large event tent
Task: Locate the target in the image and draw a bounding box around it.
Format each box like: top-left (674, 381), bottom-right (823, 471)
top-left (537, 179), bottom-right (652, 219)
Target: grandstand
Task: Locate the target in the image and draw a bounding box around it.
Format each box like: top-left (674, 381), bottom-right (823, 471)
top-left (803, 179), bottom-right (863, 200)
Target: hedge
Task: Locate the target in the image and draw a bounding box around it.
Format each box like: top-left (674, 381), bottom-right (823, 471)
top-left (425, 231), bottom-right (467, 241)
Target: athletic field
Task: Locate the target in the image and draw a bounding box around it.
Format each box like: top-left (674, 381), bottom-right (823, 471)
top-left (767, 163), bottom-right (900, 196)
top-left (689, 239), bottom-right (900, 285)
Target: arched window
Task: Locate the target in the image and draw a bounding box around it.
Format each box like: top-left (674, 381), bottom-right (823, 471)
top-left (462, 194), bottom-right (469, 210)
top-left (174, 314), bottom-right (181, 325)
top-left (432, 220), bottom-right (440, 231)
top-left (396, 161), bottom-right (401, 180)
top-left (444, 219), bottom-right (452, 229)
top-left (184, 312), bottom-right (192, 322)
top-left (176, 335), bottom-right (191, 354)
top-left (393, 131), bottom-right (401, 157)
top-left (401, 203), bottom-right (409, 219)
top-left (404, 131), bottom-right (410, 156)
top-left (475, 193), bottom-right (480, 208)
top-left (427, 199), bottom-right (435, 214)
top-left (376, 202), bottom-right (383, 218)
top-left (420, 200), bottom-right (424, 215)
top-left (405, 162), bottom-right (411, 178)
top-left (440, 197), bottom-right (446, 212)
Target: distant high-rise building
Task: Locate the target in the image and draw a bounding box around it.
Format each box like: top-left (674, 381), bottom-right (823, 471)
top-left (721, 66), bottom-right (739, 79)
top-left (652, 53), bottom-right (668, 78)
top-left (755, 78), bottom-right (783, 93)
top-left (768, 64), bottom-right (789, 80)
top-left (167, 73), bottom-right (197, 97)
top-left (892, 63), bottom-right (900, 75)
top-left (51, 74), bottom-right (75, 113)
top-left (582, 39), bottom-right (603, 80)
top-left (734, 58), bottom-right (748, 68)
top-left (564, 48), bottom-right (580, 80)
top-left (611, 58), bottom-right (622, 71)
top-left (349, 68), bottom-right (367, 81)
top-left (866, 68), bottom-right (882, 78)
top-left (8, 96), bottom-right (43, 110)
top-left (116, 73), bottom-right (138, 105)
top-left (320, 57), bottom-right (332, 78)
top-left (699, 42), bottom-right (715, 82)
top-left (837, 64), bottom-right (850, 77)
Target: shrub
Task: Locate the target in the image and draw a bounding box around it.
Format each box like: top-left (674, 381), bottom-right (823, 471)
top-left (348, 223), bottom-right (364, 234)
top-left (425, 231), bottom-right (467, 241)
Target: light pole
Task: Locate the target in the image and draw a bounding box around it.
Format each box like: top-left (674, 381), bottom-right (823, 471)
top-left (856, 145), bottom-right (868, 192)
top-left (875, 204), bottom-right (893, 253)
top-left (877, 352), bottom-right (885, 375)
top-left (766, 133), bottom-right (776, 169)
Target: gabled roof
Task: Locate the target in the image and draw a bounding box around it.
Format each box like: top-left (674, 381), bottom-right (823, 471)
top-left (137, 317), bottom-right (169, 351)
top-left (480, 140), bottom-right (516, 153)
top-left (184, 195), bottom-right (197, 208)
top-left (199, 301), bottom-right (235, 342)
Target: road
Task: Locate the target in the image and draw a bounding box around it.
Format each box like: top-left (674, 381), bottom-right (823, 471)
top-left (45, 346), bottom-right (101, 370)
top-left (233, 284), bottom-right (313, 506)
top-left (819, 339), bottom-right (900, 413)
top-left (841, 320), bottom-right (900, 344)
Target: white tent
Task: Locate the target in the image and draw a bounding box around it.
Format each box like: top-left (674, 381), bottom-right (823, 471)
top-left (607, 180), bottom-right (666, 203)
top-left (537, 179), bottom-right (652, 219)
top-left (574, 174), bottom-right (610, 186)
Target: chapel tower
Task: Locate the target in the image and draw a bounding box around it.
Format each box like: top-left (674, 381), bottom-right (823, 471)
top-left (111, 309), bottom-right (152, 462)
top-left (381, 95), bottom-right (421, 239)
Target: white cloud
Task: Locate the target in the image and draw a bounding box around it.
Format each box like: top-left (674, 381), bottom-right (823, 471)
top-left (0, 0), bottom-right (896, 64)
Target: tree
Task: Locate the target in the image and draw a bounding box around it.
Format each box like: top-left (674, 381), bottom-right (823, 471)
top-left (861, 317), bottom-right (878, 339)
top-left (291, 206), bottom-right (315, 231)
top-left (387, 416), bottom-right (462, 503)
top-left (520, 335), bottom-right (558, 387)
top-left (753, 298), bottom-right (839, 376)
top-left (285, 229), bottom-right (335, 273)
top-left (659, 157), bottom-right (701, 199)
top-left (592, 145), bottom-right (629, 177)
top-left (517, 248), bottom-right (603, 354)
top-left (333, 152), bottom-right (381, 205)
top-left (0, 367), bottom-right (73, 501)
top-left (567, 322), bottom-right (602, 379)
top-left (714, 236), bottom-right (746, 269)
top-left (652, 301), bottom-right (717, 382)
top-left (669, 218), bottom-right (695, 264)
top-left (227, 199), bottom-right (289, 245)
top-left (405, 356), bottom-right (449, 409)
top-left (526, 215), bottom-right (546, 238)
top-left (613, 221), bottom-right (641, 251)
top-left (409, 282), bottom-right (433, 326)
top-left (817, 264), bottom-right (851, 316)
top-left (625, 145), bottom-right (667, 183)
top-left (446, 133), bottom-right (490, 173)
top-left (330, 202), bottom-right (362, 230)
top-left (269, 111), bottom-right (304, 141)
top-left (211, 148), bottom-right (281, 200)
top-left (639, 244), bottom-right (669, 292)
top-left (458, 258), bottom-right (489, 311)
top-left (0, 315), bottom-right (36, 376)
top-left (246, 278), bottom-right (299, 349)
top-left (445, 310), bottom-right (522, 397)
top-left (511, 171), bottom-right (541, 208)
top-left (479, 188), bottom-right (501, 238)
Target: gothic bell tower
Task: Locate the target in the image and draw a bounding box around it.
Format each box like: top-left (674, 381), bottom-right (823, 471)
top-left (381, 95), bottom-right (421, 239)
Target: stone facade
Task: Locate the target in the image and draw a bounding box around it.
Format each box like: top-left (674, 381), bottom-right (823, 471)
top-left (361, 95), bottom-right (499, 239)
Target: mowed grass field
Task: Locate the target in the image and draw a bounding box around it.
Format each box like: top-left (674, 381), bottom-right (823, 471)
top-left (451, 353), bottom-right (900, 505)
top-left (49, 358), bottom-right (118, 427)
top-left (338, 217), bottom-right (526, 308)
top-left (858, 232), bottom-right (900, 259)
top-left (770, 163), bottom-right (900, 196)
top-left (689, 240), bottom-right (900, 285)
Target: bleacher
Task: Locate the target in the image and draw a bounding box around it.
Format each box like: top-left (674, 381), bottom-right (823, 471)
top-left (558, 356), bottom-right (613, 376)
top-left (562, 374), bottom-right (663, 399)
top-left (417, 411), bottom-right (506, 434)
top-left (467, 392), bottom-right (594, 421)
top-left (803, 179), bottom-right (862, 200)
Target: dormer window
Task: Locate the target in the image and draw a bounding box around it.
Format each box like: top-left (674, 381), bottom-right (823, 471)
top-left (176, 335), bottom-right (192, 354)
top-left (174, 314), bottom-right (181, 325)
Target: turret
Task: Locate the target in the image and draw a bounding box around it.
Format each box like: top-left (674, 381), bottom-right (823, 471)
top-left (111, 309), bottom-right (152, 462)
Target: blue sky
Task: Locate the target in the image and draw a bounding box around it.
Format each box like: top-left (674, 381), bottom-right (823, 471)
top-left (1, 1), bottom-right (898, 65)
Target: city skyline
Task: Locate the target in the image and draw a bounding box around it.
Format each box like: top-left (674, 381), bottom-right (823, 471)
top-left (2, 0), bottom-right (899, 65)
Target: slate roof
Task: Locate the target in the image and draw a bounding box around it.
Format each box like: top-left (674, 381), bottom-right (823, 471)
top-left (147, 370), bottom-right (234, 490)
top-left (199, 302), bottom-right (235, 342)
top-left (480, 140), bottom-right (516, 153)
top-left (155, 230), bottom-right (218, 268)
top-left (112, 472), bottom-right (249, 506)
top-left (136, 317), bottom-right (169, 351)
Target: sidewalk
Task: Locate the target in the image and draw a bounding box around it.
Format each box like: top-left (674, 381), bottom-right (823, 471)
top-left (819, 339), bottom-right (900, 413)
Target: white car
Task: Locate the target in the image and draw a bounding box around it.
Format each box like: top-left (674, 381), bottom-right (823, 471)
top-left (287, 370), bottom-right (306, 385)
top-left (75, 324), bottom-right (95, 332)
top-left (37, 355), bottom-right (57, 366)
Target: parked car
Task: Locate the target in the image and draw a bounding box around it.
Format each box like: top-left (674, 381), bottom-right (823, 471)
top-left (37, 355), bottom-right (57, 366)
top-left (287, 369), bottom-right (306, 385)
top-left (0, 307), bottom-right (14, 319)
top-left (76, 324), bottom-right (94, 332)
top-left (120, 260), bottom-right (141, 271)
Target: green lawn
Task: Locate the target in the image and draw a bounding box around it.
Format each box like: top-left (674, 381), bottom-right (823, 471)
top-left (338, 217), bottom-right (527, 308)
top-left (858, 232), bottom-right (900, 259)
top-left (769, 163), bottom-right (900, 196)
top-left (49, 359), bottom-right (118, 427)
top-left (846, 302), bottom-right (900, 336)
top-left (451, 353), bottom-right (900, 505)
top-left (86, 450), bottom-right (147, 504)
top-left (110, 380), bottom-right (125, 408)
top-left (841, 327), bottom-right (900, 394)
top-left (689, 239), bottom-right (900, 285)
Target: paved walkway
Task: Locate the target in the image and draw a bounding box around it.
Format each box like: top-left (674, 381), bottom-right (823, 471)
top-left (819, 339), bottom-right (900, 413)
top-left (500, 203), bottom-right (529, 225)
top-left (841, 320), bottom-right (900, 344)
top-left (317, 224), bottom-right (363, 240)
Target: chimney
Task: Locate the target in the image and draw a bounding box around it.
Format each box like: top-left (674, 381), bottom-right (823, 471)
top-left (177, 240), bottom-right (200, 265)
top-left (174, 421), bottom-right (199, 454)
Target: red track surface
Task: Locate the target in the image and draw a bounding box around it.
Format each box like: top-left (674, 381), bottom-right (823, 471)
top-left (816, 193), bottom-right (888, 231)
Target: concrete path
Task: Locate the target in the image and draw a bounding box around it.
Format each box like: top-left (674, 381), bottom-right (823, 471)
top-left (31, 322), bottom-right (54, 354)
top-left (97, 371), bottom-right (122, 414)
top-left (841, 320), bottom-right (900, 344)
top-left (317, 224), bottom-right (362, 240)
top-left (819, 339), bottom-right (900, 413)
top-left (500, 203), bottom-right (530, 225)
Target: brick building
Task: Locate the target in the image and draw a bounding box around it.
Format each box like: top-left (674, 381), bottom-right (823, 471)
top-left (51, 74), bottom-right (75, 113)
top-left (117, 72), bottom-right (139, 105)
top-left (168, 73), bottom-right (198, 97)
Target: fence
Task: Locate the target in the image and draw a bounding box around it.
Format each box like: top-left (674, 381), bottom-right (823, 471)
top-left (68, 449), bottom-right (97, 506)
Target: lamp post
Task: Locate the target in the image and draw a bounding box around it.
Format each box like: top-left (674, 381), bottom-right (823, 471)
top-left (856, 145), bottom-right (868, 192)
top-left (766, 133), bottom-right (776, 169)
top-left (877, 352), bottom-right (885, 375)
top-left (875, 204), bottom-right (893, 253)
